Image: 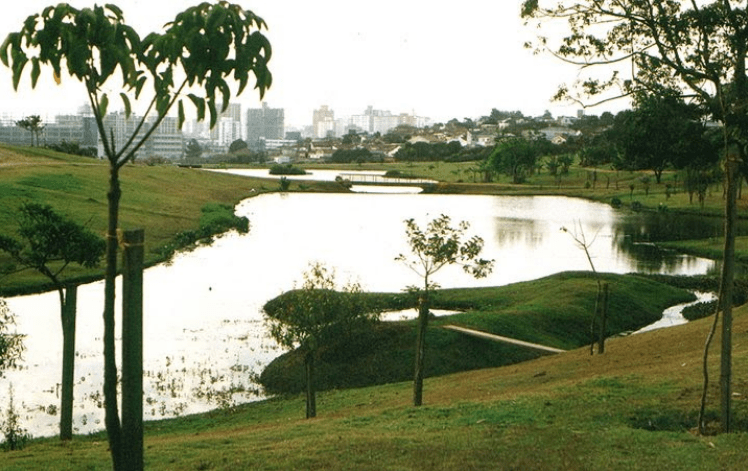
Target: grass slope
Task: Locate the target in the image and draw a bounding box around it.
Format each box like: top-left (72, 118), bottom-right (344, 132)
top-left (260, 272), bottom-right (693, 394)
top-left (5, 298), bottom-right (748, 470)
top-left (0, 145), bottom-right (343, 294)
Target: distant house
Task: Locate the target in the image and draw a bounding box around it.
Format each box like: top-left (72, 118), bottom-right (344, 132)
top-left (538, 126), bottom-right (580, 142)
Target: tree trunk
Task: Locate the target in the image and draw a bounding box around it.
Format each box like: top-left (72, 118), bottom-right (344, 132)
top-left (598, 283), bottom-right (609, 355)
top-left (104, 164), bottom-right (124, 470)
top-left (305, 351), bottom-right (316, 419)
top-left (413, 296), bottom-right (429, 406)
top-left (719, 158), bottom-right (738, 433)
top-left (59, 284), bottom-right (77, 441)
top-left (122, 229), bottom-right (144, 470)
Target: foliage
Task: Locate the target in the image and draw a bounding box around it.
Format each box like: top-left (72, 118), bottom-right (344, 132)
top-left (278, 176), bottom-right (291, 191)
top-left (264, 263), bottom-right (377, 353)
top-left (0, 385), bottom-right (30, 452)
top-left (396, 214), bottom-right (493, 406)
top-left (395, 141), bottom-right (463, 162)
top-left (1, 2), bottom-right (272, 465)
top-left (608, 95), bottom-right (718, 183)
top-left (487, 136), bottom-right (554, 184)
top-left (185, 139), bottom-right (202, 160)
top-left (0, 203), bottom-right (105, 282)
top-left (15, 115), bottom-right (44, 147)
top-left (330, 147), bottom-right (379, 164)
top-left (228, 139), bottom-right (248, 154)
top-left (396, 215), bottom-right (494, 291)
top-left (0, 300), bottom-right (24, 377)
top-left (44, 140), bottom-right (97, 158)
top-left (269, 164), bottom-right (306, 175)
top-left (263, 263), bottom-right (377, 417)
top-left (157, 203), bottom-right (249, 260)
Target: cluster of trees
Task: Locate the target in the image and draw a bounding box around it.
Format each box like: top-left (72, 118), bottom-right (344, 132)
top-left (330, 147), bottom-right (383, 164)
top-left (265, 215), bottom-right (493, 416)
top-left (523, 0), bottom-right (748, 435)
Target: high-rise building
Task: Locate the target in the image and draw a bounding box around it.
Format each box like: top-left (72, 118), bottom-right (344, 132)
top-left (313, 105), bottom-right (335, 138)
top-left (98, 112), bottom-right (183, 159)
top-left (211, 103), bottom-right (243, 146)
top-left (246, 102), bottom-right (284, 146)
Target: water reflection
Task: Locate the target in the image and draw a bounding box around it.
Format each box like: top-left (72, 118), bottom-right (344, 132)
top-left (2, 194), bottom-right (719, 438)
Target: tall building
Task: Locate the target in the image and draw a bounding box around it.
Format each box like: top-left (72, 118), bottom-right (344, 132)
top-left (313, 105), bottom-right (335, 139)
top-left (246, 102), bottom-right (284, 147)
top-left (211, 103), bottom-right (243, 146)
top-left (98, 112), bottom-right (183, 159)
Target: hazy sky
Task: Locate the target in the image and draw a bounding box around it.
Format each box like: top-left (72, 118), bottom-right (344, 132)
top-left (0, 1), bottom-right (626, 127)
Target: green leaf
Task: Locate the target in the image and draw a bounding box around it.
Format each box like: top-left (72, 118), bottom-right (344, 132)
top-left (30, 58), bottom-right (41, 88)
top-left (188, 93), bottom-right (206, 122)
top-left (120, 93), bottom-right (132, 118)
top-left (177, 100), bottom-right (185, 129)
top-left (12, 55), bottom-right (28, 91)
top-left (208, 99), bottom-right (217, 129)
top-left (98, 93), bottom-right (109, 117)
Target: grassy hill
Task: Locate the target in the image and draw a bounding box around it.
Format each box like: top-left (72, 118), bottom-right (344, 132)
top-left (260, 272), bottom-right (694, 395)
top-left (4, 294), bottom-right (748, 470)
top-left (0, 144), bottom-right (343, 294)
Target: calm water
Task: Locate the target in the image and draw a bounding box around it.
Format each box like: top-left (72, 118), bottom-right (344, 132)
top-left (2, 193), bottom-right (719, 437)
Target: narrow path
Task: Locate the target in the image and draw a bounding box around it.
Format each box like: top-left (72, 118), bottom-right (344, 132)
top-left (442, 325), bottom-right (566, 354)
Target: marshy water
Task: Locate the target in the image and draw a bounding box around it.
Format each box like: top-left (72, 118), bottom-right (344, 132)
top-left (2, 189), bottom-right (727, 437)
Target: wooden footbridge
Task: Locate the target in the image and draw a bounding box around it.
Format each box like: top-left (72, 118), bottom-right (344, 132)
top-left (338, 172), bottom-right (437, 187)
top-left (442, 325), bottom-right (566, 354)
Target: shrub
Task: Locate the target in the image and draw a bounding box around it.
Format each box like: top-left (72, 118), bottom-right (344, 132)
top-left (269, 164), bottom-right (306, 175)
top-left (631, 201), bottom-right (643, 211)
top-left (1, 385), bottom-right (30, 452)
top-left (610, 197), bottom-right (622, 208)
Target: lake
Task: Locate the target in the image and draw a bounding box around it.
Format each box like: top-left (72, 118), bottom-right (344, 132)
top-left (2, 192), bottom-right (719, 437)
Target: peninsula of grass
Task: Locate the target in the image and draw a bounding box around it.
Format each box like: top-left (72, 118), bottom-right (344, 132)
top-left (259, 272), bottom-right (694, 394)
top-left (5, 281), bottom-right (748, 470)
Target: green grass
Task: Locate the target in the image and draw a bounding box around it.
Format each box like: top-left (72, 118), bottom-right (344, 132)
top-left (6, 303), bottom-right (748, 470)
top-left (0, 145), bottom-right (343, 295)
top-left (259, 272), bottom-right (694, 394)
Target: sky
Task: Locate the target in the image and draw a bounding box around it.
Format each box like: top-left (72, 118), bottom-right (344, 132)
top-left (0, 1), bottom-right (628, 128)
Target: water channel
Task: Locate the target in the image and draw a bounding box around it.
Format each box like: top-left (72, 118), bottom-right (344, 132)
top-left (1, 187), bottom-right (725, 437)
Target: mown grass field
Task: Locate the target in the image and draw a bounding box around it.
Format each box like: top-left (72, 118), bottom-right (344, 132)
top-left (3, 144), bottom-right (748, 469)
top-left (4, 298), bottom-right (748, 470)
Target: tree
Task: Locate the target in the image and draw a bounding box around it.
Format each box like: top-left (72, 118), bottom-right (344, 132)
top-left (185, 138), bottom-right (203, 160)
top-left (0, 203), bottom-right (104, 440)
top-left (15, 115), bottom-right (44, 147)
top-left (228, 138), bottom-right (248, 153)
top-left (2, 3), bottom-right (271, 467)
top-left (263, 263), bottom-right (376, 418)
top-left (0, 299), bottom-right (24, 378)
top-left (609, 95), bottom-right (717, 183)
top-left (487, 136), bottom-right (552, 183)
top-left (522, 0), bottom-right (746, 434)
top-left (396, 215), bottom-right (493, 406)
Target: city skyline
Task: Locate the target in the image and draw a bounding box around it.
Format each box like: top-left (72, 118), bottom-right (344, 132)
top-left (0, 1), bottom-right (630, 130)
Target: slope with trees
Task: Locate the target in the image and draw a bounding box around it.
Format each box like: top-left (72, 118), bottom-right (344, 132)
top-left (2, 2), bottom-right (272, 468)
top-left (522, 0), bottom-right (748, 434)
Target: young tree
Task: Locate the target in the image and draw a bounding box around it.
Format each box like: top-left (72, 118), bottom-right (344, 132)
top-left (396, 214), bottom-right (494, 406)
top-left (2, 3), bottom-right (271, 467)
top-left (0, 203), bottom-right (105, 441)
top-left (15, 115), bottom-right (44, 146)
top-left (263, 263), bottom-right (376, 418)
top-left (522, 0), bottom-right (746, 434)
